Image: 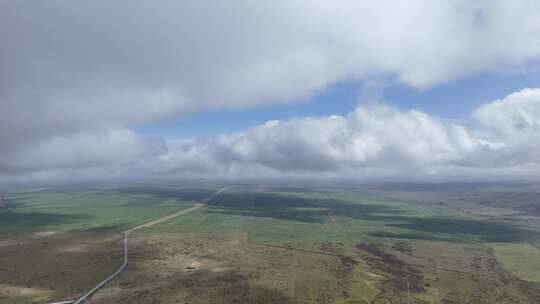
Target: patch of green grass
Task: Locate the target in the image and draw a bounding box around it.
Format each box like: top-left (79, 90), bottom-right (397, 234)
top-left (491, 242), bottom-right (540, 282)
top-left (144, 190), bottom-right (506, 245)
top-left (336, 260), bottom-right (380, 304)
top-left (0, 190), bottom-right (200, 232)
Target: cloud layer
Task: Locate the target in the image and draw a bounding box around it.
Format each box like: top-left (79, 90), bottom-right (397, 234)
top-left (2, 1), bottom-right (540, 181)
top-left (6, 88), bottom-right (538, 181)
top-left (132, 88), bottom-right (538, 179)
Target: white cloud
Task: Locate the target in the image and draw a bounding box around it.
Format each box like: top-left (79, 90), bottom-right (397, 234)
top-left (473, 88), bottom-right (540, 166)
top-left (0, 128), bottom-right (165, 174)
top-left (2, 1), bottom-right (540, 130)
top-left (475, 88), bottom-right (540, 139)
top-left (2, 88), bottom-right (540, 181)
top-left (119, 88), bottom-right (540, 179)
top-left (2, 1), bottom-right (540, 181)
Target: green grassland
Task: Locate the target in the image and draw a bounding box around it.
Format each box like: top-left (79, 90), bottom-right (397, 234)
top-left (144, 188), bottom-right (526, 245)
top-left (0, 185), bottom-right (216, 232)
top-left (491, 242), bottom-right (540, 282)
top-left (2, 181), bottom-right (540, 303)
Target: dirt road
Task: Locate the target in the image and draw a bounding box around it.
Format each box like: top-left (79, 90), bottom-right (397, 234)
top-left (124, 203), bottom-right (204, 234)
top-left (67, 187), bottom-right (229, 304)
top-left (124, 186), bottom-right (230, 234)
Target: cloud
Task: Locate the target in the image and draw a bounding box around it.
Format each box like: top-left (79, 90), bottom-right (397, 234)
top-left (473, 88), bottom-right (540, 166)
top-left (0, 128), bottom-right (165, 174)
top-left (2, 2), bottom-right (540, 128)
top-left (475, 88), bottom-right (540, 139)
top-left (210, 108), bottom-right (468, 171)
top-left (2, 1), bottom-right (540, 181)
top-left (122, 88), bottom-right (540, 179)
top-left (2, 88), bottom-right (540, 181)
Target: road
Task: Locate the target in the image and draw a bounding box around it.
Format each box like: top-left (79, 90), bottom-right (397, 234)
top-left (51, 187), bottom-right (228, 304)
top-left (73, 233), bottom-right (128, 304)
top-left (123, 203), bottom-right (204, 234)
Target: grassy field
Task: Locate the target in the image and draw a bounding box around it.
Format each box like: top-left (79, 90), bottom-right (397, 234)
top-left (145, 188), bottom-right (525, 245)
top-left (2, 181), bottom-right (540, 303)
top-left (0, 185), bottom-right (215, 232)
top-left (491, 242), bottom-right (540, 282)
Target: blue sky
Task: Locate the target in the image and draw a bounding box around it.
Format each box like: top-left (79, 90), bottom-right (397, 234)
top-left (134, 68), bottom-right (540, 139)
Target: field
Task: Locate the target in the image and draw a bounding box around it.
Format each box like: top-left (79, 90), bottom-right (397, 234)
top-left (2, 180), bottom-right (540, 303)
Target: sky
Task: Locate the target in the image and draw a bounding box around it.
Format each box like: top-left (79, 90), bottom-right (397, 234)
top-left (1, 0), bottom-right (540, 182)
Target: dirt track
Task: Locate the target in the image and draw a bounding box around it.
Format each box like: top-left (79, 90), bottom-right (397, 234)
top-left (70, 188), bottom-right (229, 303)
top-left (124, 203), bottom-right (205, 234)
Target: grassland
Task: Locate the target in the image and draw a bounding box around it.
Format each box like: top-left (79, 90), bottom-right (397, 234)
top-left (491, 242), bottom-right (540, 282)
top-left (145, 188), bottom-right (525, 245)
top-left (0, 185), bottom-right (216, 232)
top-left (2, 181), bottom-right (540, 303)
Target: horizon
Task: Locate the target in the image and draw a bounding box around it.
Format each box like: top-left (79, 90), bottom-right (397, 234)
top-left (3, 3), bottom-right (540, 302)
